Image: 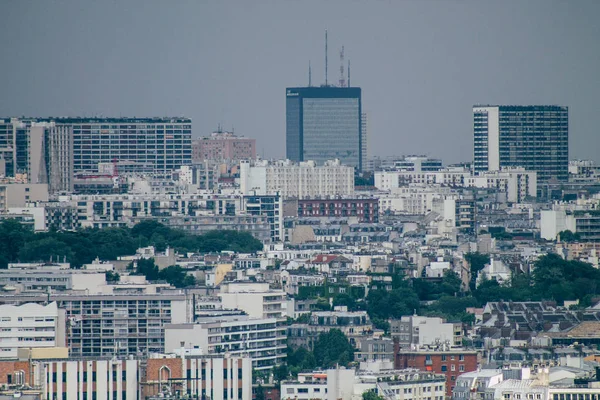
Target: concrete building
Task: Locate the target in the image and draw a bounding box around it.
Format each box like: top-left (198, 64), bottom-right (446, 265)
top-left (165, 315), bottom-right (287, 370)
top-left (390, 316), bottom-right (463, 349)
top-left (0, 119), bottom-right (73, 193)
top-left (0, 292), bottom-right (192, 358)
top-left (281, 368), bottom-right (356, 400)
top-left (0, 263), bottom-right (107, 293)
top-left (296, 197), bottom-right (379, 223)
top-left (286, 86), bottom-right (363, 170)
top-left (541, 209), bottom-right (600, 242)
top-left (375, 167), bottom-right (536, 203)
top-left (0, 183), bottom-right (48, 211)
top-left (473, 105), bottom-right (569, 184)
top-left (393, 156), bottom-right (443, 172)
top-left (394, 349), bottom-right (479, 397)
top-left (218, 282), bottom-right (287, 319)
top-left (142, 354), bottom-right (253, 400)
top-left (309, 309), bottom-right (373, 348)
top-left (0, 302), bottom-right (66, 360)
top-left (240, 159), bottom-right (354, 199)
top-left (192, 130), bottom-right (256, 162)
top-left (355, 337), bottom-right (395, 362)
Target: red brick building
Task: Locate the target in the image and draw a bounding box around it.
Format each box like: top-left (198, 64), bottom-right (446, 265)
top-left (297, 198), bottom-right (379, 222)
top-left (394, 348), bottom-right (478, 397)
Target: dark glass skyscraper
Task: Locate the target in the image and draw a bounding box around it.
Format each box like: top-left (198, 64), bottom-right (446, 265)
top-left (286, 87), bottom-right (363, 170)
top-left (473, 105), bottom-right (569, 183)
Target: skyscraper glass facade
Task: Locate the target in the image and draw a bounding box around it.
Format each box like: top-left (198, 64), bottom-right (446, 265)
top-left (286, 87), bottom-right (362, 170)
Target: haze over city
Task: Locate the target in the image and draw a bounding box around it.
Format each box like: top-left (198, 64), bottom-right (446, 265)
top-left (1, 0), bottom-right (599, 164)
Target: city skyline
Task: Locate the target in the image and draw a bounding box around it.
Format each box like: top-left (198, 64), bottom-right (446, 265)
top-left (0, 1), bottom-right (599, 164)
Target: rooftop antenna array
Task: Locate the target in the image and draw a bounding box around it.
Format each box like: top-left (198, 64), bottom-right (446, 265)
top-left (339, 46), bottom-right (345, 87)
top-left (325, 29), bottom-right (328, 86)
top-left (348, 59), bottom-right (351, 87)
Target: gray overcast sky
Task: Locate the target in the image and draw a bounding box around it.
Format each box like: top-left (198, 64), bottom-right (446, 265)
top-left (1, 0), bottom-right (599, 164)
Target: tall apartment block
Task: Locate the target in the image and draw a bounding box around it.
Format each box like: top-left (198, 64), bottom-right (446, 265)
top-left (66, 117), bottom-right (192, 173)
top-left (192, 129), bottom-right (256, 162)
top-left (286, 87), bottom-right (363, 170)
top-left (0, 118), bottom-right (73, 193)
top-left (473, 105), bottom-right (569, 183)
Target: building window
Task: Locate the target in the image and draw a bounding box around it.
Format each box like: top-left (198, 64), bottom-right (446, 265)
top-left (451, 365), bottom-right (456, 371)
top-left (441, 365), bottom-right (447, 372)
top-left (459, 355), bottom-right (464, 361)
top-left (441, 355), bottom-right (447, 361)
top-left (459, 365), bottom-right (465, 372)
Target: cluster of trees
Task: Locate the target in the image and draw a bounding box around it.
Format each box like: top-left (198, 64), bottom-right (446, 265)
top-left (0, 219), bottom-right (263, 269)
top-left (289, 252), bottom-right (600, 332)
top-left (132, 258), bottom-right (196, 288)
top-left (284, 329), bottom-right (355, 378)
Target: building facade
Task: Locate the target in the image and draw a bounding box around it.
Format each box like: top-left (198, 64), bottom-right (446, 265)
top-left (394, 349), bottom-right (478, 397)
top-left (240, 159), bottom-right (354, 199)
top-left (192, 130), bottom-right (256, 162)
top-left (0, 292), bottom-right (192, 358)
top-left (165, 315), bottom-right (287, 370)
top-left (297, 197), bottom-right (379, 223)
top-left (286, 87), bottom-right (363, 170)
top-left (0, 302), bottom-right (66, 360)
top-left (473, 105), bottom-right (568, 183)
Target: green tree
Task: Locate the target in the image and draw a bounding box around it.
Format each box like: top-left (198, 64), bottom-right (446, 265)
top-left (136, 258), bottom-right (159, 281)
top-left (465, 252), bottom-right (490, 291)
top-left (105, 270), bottom-right (120, 282)
top-left (558, 230), bottom-right (581, 243)
top-left (362, 391), bottom-right (385, 400)
top-left (158, 265), bottom-right (196, 288)
top-left (313, 329), bottom-right (355, 368)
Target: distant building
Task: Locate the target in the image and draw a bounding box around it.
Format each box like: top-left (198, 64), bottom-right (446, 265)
top-left (286, 87), bottom-right (364, 170)
top-left (218, 282), bottom-right (287, 319)
top-left (142, 354), bottom-right (252, 400)
top-left (192, 129), bottom-right (256, 162)
top-left (473, 105), bottom-right (569, 184)
top-left (390, 316), bottom-right (463, 349)
top-left (240, 159), bottom-right (354, 199)
top-left (165, 315), bottom-right (286, 370)
top-left (0, 302), bottom-right (66, 359)
top-left (394, 348), bottom-right (479, 397)
top-left (297, 197), bottom-right (379, 222)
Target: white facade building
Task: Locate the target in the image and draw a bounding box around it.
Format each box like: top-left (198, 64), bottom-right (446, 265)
top-left (218, 282), bottom-right (287, 319)
top-left (375, 168), bottom-right (536, 203)
top-left (0, 263), bottom-right (107, 293)
top-left (240, 159), bottom-right (354, 199)
top-left (165, 315), bottom-right (287, 370)
top-left (0, 302), bottom-right (66, 359)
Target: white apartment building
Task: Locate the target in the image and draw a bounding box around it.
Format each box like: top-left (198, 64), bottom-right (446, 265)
top-left (281, 367), bottom-right (446, 400)
top-left (165, 314), bottom-right (287, 370)
top-left (378, 186), bottom-right (458, 215)
top-left (0, 262), bottom-right (107, 293)
top-left (0, 302), bottom-right (66, 359)
top-left (281, 368), bottom-right (355, 400)
top-left (218, 282), bottom-right (287, 319)
top-left (0, 291), bottom-right (192, 358)
top-left (375, 167), bottom-right (536, 203)
top-left (32, 358), bottom-right (138, 400)
top-left (240, 159), bottom-right (354, 199)
top-left (390, 316), bottom-right (462, 348)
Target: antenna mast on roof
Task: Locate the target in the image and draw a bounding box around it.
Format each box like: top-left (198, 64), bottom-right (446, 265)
top-left (325, 29), bottom-right (328, 86)
top-left (348, 60), bottom-right (351, 87)
top-left (339, 46), bottom-right (345, 87)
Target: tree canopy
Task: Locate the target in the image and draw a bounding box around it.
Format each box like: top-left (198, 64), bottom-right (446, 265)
top-left (0, 219), bottom-right (263, 269)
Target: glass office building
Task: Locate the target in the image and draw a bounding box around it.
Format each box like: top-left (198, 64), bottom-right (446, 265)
top-left (286, 87), bottom-right (363, 170)
top-left (473, 105), bottom-right (569, 183)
